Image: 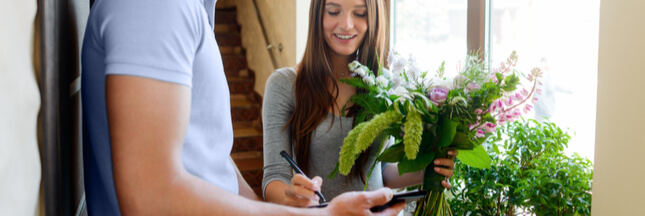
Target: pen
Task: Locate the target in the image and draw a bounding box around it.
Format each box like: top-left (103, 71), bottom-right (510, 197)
top-left (279, 150), bottom-right (327, 203)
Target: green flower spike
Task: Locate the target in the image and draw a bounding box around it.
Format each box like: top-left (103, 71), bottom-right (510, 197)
top-left (403, 108), bottom-right (423, 159)
top-left (339, 110), bottom-right (403, 175)
top-left (339, 122), bottom-right (368, 175)
top-left (355, 110), bottom-right (403, 154)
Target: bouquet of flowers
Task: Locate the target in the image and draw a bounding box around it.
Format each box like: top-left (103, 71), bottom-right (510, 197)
top-left (332, 50), bottom-right (542, 215)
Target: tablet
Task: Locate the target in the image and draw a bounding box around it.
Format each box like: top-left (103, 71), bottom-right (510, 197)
top-left (370, 190), bottom-right (427, 212)
top-left (308, 190), bottom-right (428, 212)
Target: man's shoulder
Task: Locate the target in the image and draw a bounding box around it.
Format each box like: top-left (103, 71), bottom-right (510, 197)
top-left (89, 0), bottom-right (204, 25)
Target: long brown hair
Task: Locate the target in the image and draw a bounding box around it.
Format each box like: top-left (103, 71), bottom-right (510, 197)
top-left (286, 0), bottom-right (387, 182)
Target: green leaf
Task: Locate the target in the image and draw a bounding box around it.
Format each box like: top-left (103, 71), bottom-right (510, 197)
top-left (328, 162), bottom-right (340, 179)
top-left (436, 118), bottom-right (459, 147)
top-left (398, 152), bottom-right (436, 175)
top-left (451, 131), bottom-right (473, 149)
top-left (492, 144), bottom-right (501, 155)
top-left (457, 145), bottom-right (491, 169)
top-left (378, 143), bottom-right (405, 162)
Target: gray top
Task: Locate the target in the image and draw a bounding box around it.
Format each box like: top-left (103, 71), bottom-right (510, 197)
top-left (262, 67), bottom-right (385, 201)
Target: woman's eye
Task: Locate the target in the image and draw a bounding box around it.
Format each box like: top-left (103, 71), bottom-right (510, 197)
top-left (355, 13), bottom-right (367, 17)
top-left (327, 11), bottom-right (340, 16)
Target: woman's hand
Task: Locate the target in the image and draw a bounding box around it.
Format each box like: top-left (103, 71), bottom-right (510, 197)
top-left (283, 174), bottom-right (323, 207)
top-left (433, 149), bottom-right (459, 189)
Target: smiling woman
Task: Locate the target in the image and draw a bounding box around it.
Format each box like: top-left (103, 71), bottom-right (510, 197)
top-left (262, 0), bottom-right (459, 209)
top-left (322, 0), bottom-right (368, 56)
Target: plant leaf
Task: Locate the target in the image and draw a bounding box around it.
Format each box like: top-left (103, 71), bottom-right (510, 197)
top-left (457, 145), bottom-right (491, 169)
top-left (436, 118), bottom-right (459, 147)
top-left (378, 143), bottom-right (405, 162)
top-left (398, 152), bottom-right (436, 175)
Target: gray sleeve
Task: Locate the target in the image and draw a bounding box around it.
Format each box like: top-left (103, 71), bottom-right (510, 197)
top-left (261, 68), bottom-right (297, 199)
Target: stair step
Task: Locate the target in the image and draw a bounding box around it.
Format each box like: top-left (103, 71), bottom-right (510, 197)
top-left (231, 151), bottom-right (264, 171)
top-left (219, 45), bottom-right (243, 55)
top-left (230, 96), bottom-right (254, 107)
top-left (222, 55), bottom-right (248, 77)
top-left (215, 32), bottom-right (242, 46)
top-left (233, 126), bottom-right (262, 138)
top-left (227, 76), bottom-right (254, 94)
top-left (240, 169), bottom-right (263, 187)
top-left (233, 120), bottom-right (253, 129)
top-left (214, 9), bottom-right (237, 24)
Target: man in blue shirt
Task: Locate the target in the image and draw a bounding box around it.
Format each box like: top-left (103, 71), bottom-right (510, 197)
top-left (81, 0), bottom-right (404, 215)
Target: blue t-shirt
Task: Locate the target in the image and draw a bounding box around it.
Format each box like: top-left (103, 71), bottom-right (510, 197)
top-left (81, 0), bottom-right (237, 215)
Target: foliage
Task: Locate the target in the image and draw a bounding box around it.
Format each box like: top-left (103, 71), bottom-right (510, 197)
top-left (449, 119), bottom-right (593, 216)
top-left (332, 49), bottom-right (543, 215)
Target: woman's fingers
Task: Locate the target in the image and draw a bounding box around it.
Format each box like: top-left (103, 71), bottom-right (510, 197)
top-left (433, 158), bottom-right (455, 169)
top-left (448, 149), bottom-right (459, 159)
top-left (433, 166), bottom-right (454, 178)
top-left (284, 185), bottom-right (320, 207)
top-left (441, 179), bottom-right (452, 189)
top-left (284, 174), bottom-right (324, 207)
top-left (291, 174), bottom-right (322, 192)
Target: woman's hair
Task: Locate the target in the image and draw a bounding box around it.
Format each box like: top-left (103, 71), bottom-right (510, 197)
top-left (286, 0), bottom-right (387, 182)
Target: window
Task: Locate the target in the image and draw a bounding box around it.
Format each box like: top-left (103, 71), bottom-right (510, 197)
top-left (391, 0), bottom-right (600, 161)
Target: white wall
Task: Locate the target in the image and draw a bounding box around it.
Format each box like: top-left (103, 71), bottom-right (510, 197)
top-left (0, 0), bottom-right (42, 215)
top-left (592, 0), bottom-right (645, 215)
top-left (296, 0), bottom-right (310, 64)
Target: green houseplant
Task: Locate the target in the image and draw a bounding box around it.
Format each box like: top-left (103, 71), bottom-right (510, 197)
top-left (449, 119), bottom-right (593, 215)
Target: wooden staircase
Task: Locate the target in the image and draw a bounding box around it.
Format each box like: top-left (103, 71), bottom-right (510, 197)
top-left (214, 7), bottom-right (265, 197)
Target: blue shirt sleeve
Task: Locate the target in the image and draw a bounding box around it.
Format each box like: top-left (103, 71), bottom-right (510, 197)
top-left (99, 0), bottom-right (204, 87)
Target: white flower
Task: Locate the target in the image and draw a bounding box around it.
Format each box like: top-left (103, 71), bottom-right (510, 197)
top-left (389, 86), bottom-right (411, 100)
top-left (392, 75), bottom-right (403, 89)
top-left (407, 64), bottom-right (422, 81)
top-left (362, 75), bottom-right (375, 86)
top-left (376, 76), bottom-right (389, 88)
top-left (381, 68), bottom-right (392, 78)
top-left (348, 60), bottom-right (362, 72)
top-left (391, 56), bottom-right (407, 74)
top-left (387, 48), bottom-right (398, 68)
top-left (422, 76), bottom-right (435, 91)
top-left (355, 67), bottom-right (367, 77)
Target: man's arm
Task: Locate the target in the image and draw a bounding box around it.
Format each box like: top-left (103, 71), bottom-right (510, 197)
top-left (106, 75), bottom-right (403, 215)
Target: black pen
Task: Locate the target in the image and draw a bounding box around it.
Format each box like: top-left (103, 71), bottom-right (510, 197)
top-left (279, 151), bottom-right (327, 203)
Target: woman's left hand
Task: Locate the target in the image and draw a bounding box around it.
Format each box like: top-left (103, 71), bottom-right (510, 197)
top-left (432, 149), bottom-right (458, 189)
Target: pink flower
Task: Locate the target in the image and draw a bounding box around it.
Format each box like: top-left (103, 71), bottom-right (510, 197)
top-left (497, 116), bottom-right (507, 125)
top-left (532, 97), bottom-right (539, 104)
top-left (505, 97), bottom-right (514, 106)
top-left (524, 104), bottom-right (533, 113)
top-left (475, 130), bottom-right (486, 138)
top-left (483, 122), bottom-right (497, 133)
top-left (489, 99), bottom-right (504, 113)
top-left (490, 74), bottom-right (498, 83)
top-left (513, 92), bottom-right (523, 101)
top-left (521, 88), bottom-right (529, 96)
top-left (469, 122), bottom-right (478, 130)
top-left (474, 109), bottom-right (483, 114)
top-left (428, 86), bottom-right (450, 106)
top-left (536, 88), bottom-right (542, 95)
top-left (466, 83), bottom-right (481, 92)
top-left (513, 109), bottom-right (522, 118)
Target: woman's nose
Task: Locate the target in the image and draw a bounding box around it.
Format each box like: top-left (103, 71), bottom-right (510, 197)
top-left (339, 13), bottom-right (354, 30)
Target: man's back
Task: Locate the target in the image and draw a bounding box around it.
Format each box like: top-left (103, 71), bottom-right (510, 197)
top-left (81, 0), bottom-right (236, 214)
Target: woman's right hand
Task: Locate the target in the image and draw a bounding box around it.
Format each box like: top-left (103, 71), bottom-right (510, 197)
top-left (283, 174), bottom-right (323, 207)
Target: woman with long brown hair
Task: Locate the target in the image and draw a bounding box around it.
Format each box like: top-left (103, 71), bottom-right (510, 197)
top-left (262, 0), bottom-right (457, 207)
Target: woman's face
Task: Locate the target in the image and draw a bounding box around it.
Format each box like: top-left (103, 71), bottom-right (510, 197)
top-left (322, 0), bottom-right (368, 58)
